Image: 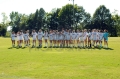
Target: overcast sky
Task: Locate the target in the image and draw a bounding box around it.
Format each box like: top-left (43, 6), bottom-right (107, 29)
top-left (0, 0), bottom-right (120, 22)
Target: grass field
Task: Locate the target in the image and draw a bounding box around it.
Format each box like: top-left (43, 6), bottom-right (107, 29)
top-left (0, 37), bottom-right (120, 79)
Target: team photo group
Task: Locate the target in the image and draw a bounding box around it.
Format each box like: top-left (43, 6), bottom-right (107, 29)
top-left (11, 28), bottom-right (109, 49)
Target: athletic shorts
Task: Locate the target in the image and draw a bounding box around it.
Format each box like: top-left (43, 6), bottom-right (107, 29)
top-left (33, 38), bottom-right (36, 40)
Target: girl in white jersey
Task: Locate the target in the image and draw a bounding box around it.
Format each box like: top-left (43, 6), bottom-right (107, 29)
top-left (71, 30), bottom-right (76, 47)
top-left (17, 31), bottom-right (20, 47)
top-left (96, 29), bottom-right (100, 47)
top-left (59, 31), bottom-right (63, 47)
top-left (87, 29), bottom-right (92, 48)
top-left (37, 29), bottom-right (43, 47)
top-left (27, 30), bottom-right (30, 45)
top-left (62, 30), bottom-right (65, 47)
top-left (23, 31), bottom-right (29, 47)
top-left (66, 30), bottom-right (70, 47)
top-left (56, 30), bottom-right (59, 47)
top-left (44, 31), bottom-right (48, 48)
top-left (53, 30), bottom-right (57, 47)
top-left (99, 30), bottom-right (104, 47)
top-left (48, 30), bottom-right (53, 47)
top-left (19, 31), bottom-right (23, 47)
top-left (92, 29), bottom-right (97, 47)
top-left (11, 31), bottom-right (16, 47)
top-left (80, 30), bottom-right (84, 48)
top-left (32, 30), bottom-right (37, 47)
top-left (84, 29), bottom-right (88, 48)
top-left (76, 29), bottom-right (80, 47)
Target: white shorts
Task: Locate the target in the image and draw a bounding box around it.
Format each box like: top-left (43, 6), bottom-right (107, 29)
top-left (11, 37), bottom-right (15, 40)
top-left (38, 38), bottom-right (42, 40)
top-left (19, 37), bottom-right (23, 40)
top-left (80, 37), bottom-right (84, 41)
top-left (33, 38), bottom-right (36, 40)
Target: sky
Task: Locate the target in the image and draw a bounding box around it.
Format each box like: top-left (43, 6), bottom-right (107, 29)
top-left (0, 0), bottom-right (120, 22)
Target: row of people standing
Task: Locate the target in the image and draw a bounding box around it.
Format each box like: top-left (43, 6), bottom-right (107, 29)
top-left (11, 29), bottom-right (108, 48)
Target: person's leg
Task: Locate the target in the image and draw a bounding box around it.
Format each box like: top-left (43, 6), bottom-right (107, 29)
top-left (13, 40), bottom-right (15, 47)
top-left (12, 40), bottom-right (13, 47)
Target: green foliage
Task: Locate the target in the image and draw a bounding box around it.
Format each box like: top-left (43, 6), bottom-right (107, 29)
top-left (112, 14), bottom-right (120, 36)
top-left (5, 31), bottom-right (11, 37)
top-left (0, 23), bottom-right (7, 36)
top-left (92, 5), bottom-right (115, 36)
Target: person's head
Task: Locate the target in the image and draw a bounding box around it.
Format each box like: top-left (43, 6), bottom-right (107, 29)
top-left (39, 29), bottom-right (42, 32)
top-left (77, 29), bottom-right (79, 32)
top-left (24, 31), bottom-right (27, 34)
top-left (73, 30), bottom-right (75, 33)
top-left (88, 29), bottom-right (91, 33)
top-left (17, 31), bottom-right (20, 34)
top-left (33, 30), bottom-right (35, 33)
top-left (94, 29), bottom-right (96, 32)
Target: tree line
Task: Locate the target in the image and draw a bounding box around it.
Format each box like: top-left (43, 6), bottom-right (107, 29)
top-left (0, 4), bottom-right (120, 36)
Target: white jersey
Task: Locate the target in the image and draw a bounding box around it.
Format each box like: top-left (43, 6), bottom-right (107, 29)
top-left (17, 33), bottom-right (20, 41)
top-left (59, 33), bottom-right (63, 40)
top-left (76, 32), bottom-right (80, 40)
top-left (88, 32), bottom-right (92, 40)
top-left (64, 31), bottom-right (68, 40)
top-left (23, 33), bottom-right (29, 41)
top-left (32, 32), bottom-right (37, 40)
top-left (71, 32), bottom-right (76, 40)
top-left (44, 32), bottom-right (48, 39)
top-left (19, 32), bottom-right (23, 40)
top-left (80, 32), bottom-right (84, 41)
top-left (27, 33), bottom-right (30, 39)
top-left (99, 32), bottom-right (103, 40)
top-left (37, 32), bottom-right (43, 40)
top-left (96, 32), bottom-right (100, 40)
top-left (52, 33), bottom-right (57, 40)
top-left (11, 34), bottom-right (16, 40)
top-left (56, 32), bottom-right (59, 40)
top-left (66, 32), bottom-right (71, 40)
top-left (49, 33), bottom-right (53, 40)
top-left (62, 32), bottom-right (66, 40)
top-left (83, 32), bottom-right (88, 40)
top-left (92, 32), bottom-right (97, 40)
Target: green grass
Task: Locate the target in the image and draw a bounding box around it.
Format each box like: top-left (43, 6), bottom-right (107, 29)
top-left (0, 37), bottom-right (120, 79)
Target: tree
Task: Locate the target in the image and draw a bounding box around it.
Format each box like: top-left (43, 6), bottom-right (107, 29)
top-left (9, 12), bottom-right (22, 32)
top-left (37, 8), bottom-right (46, 29)
top-left (58, 4), bottom-right (91, 30)
top-left (48, 8), bottom-right (60, 30)
top-left (0, 23), bottom-right (7, 36)
top-left (92, 5), bottom-right (114, 36)
top-left (112, 10), bottom-right (120, 36)
top-left (0, 12), bottom-right (9, 36)
top-left (58, 4), bottom-right (78, 29)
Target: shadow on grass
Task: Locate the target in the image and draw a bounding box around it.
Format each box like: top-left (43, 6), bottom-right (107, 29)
top-left (8, 46), bottom-right (114, 51)
top-left (103, 47), bottom-right (114, 50)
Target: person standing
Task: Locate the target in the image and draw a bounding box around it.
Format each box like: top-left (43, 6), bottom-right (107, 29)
top-left (11, 31), bottom-right (16, 47)
top-left (37, 29), bottom-right (43, 47)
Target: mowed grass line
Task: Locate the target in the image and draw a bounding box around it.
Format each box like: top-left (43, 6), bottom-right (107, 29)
top-left (0, 37), bottom-right (120, 79)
